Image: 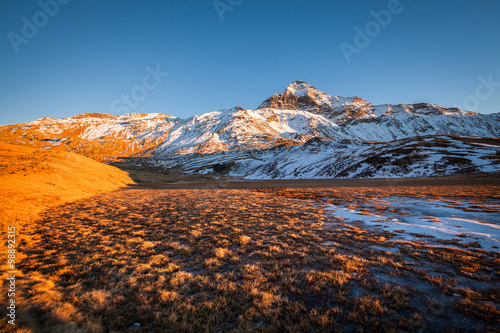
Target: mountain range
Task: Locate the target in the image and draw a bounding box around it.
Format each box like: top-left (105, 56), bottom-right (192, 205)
top-left (1, 81), bottom-right (499, 179)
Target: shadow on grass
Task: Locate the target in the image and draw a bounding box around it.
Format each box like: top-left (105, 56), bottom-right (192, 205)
top-left (3, 184), bottom-right (499, 332)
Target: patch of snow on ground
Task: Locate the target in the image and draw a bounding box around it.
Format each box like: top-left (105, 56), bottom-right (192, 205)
top-left (326, 198), bottom-right (500, 252)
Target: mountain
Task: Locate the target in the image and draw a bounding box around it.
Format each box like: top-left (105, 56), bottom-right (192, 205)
top-left (257, 81), bottom-right (500, 140)
top-left (0, 80), bottom-right (499, 178)
top-left (0, 108), bottom-right (345, 158)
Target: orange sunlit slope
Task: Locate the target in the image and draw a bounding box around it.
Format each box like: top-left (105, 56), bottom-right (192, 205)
top-left (0, 142), bottom-right (134, 228)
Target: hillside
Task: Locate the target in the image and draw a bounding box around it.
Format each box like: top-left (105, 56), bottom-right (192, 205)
top-left (0, 142), bottom-right (134, 228)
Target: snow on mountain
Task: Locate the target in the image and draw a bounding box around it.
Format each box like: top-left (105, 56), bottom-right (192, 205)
top-left (0, 105), bottom-right (348, 158)
top-left (153, 106), bottom-right (345, 155)
top-left (258, 81), bottom-right (373, 124)
top-left (145, 136), bottom-right (500, 179)
top-left (0, 113), bottom-right (178, 159)
top-left (17, 112), bottom-right (178, 142)
top-left (258, 81), bottom-right (500, 140)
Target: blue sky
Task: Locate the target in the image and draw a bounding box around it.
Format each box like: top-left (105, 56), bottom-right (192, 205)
top-left (0, 0), bottom-right (499, 125)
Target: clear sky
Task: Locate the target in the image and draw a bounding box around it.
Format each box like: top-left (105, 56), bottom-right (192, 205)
top-left (1, 0), bottom-right (499, 125)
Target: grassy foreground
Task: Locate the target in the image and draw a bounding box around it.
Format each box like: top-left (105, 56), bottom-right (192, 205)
top-left (1, 182), bottom-right (499, 332)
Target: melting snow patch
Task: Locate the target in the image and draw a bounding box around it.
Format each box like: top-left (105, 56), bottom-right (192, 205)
top-left (326, 198), bottom-right (500, 252)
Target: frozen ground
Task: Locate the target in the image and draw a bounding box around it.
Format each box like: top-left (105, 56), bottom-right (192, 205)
top-left (325, 197), bottom-right (500, 252)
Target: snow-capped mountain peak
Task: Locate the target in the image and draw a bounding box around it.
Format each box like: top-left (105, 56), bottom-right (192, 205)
top-left (258, 80), bottom-right (342, 111)
top-left (257, 81), bottom-right (373, 124)
top-left (284, 80), bottom-right (316, 97)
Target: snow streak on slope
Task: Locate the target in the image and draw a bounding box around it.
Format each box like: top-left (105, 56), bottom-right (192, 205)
top-left (230, 136), bottom-right (500, 179)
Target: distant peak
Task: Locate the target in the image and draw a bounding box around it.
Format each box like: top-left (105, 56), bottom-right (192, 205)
top-left (284, 81), bottom-right (315, 96)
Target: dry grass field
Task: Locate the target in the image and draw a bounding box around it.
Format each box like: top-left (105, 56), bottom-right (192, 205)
top-left (0, 142), bottom-right (133, 229)
top-left (1, 170), bottom-right (499, 332)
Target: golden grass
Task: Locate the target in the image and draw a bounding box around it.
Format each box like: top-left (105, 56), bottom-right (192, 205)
top-left (454, 298), bottom-right (500, 322)
top-left (0, 142), bottom-right (134, 228)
